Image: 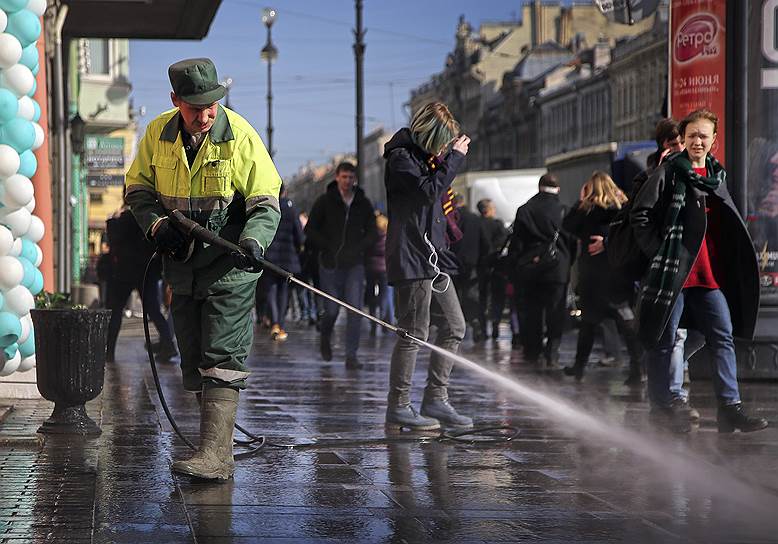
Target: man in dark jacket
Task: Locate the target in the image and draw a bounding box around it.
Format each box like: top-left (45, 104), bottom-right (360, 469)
top-left (304, 162), bottom-right (378, 368)
top-left (477, 198), bottom-right (508, 339)
top-left (508, 174), bottom-right (573, 368)
top-left (451, 194), bottom-right (488, 343)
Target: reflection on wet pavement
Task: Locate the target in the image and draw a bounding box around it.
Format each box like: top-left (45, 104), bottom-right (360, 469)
top-left (1, 319), bottom-right (777, 542)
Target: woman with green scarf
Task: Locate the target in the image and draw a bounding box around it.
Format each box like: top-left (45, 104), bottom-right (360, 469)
top-left (630, 108), bottom-right (767, 434)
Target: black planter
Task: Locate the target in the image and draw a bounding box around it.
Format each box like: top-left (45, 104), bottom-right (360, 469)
top-left (31, 309), bottom-right (111, 436)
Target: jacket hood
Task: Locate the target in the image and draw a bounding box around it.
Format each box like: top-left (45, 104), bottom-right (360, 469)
top-left (325, 179), bottom-right (366, 201)
top-left (383, 128), bottom-right (420, 159)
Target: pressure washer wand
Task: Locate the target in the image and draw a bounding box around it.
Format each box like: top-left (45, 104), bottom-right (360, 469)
top-left (169, 209), bottom-right (405, 338)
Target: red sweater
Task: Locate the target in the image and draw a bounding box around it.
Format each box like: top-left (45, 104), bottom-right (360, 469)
top-left (683, 166), bottom-right (721, 289)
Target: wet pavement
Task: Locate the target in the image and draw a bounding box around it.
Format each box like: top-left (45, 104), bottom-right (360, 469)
top-left (1, 316), bottom-right (778, 543)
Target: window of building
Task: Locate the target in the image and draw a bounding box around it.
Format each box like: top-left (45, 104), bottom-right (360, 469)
top-left (86, 39), bottom-right (110, 76)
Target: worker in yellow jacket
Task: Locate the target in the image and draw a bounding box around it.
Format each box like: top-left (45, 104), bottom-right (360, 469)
top-left (125, 58), bottom-right (281, 481)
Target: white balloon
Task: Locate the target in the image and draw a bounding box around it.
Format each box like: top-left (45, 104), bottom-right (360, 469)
top-left (2, 174), bottom-right (33, 207)
top-left (0, 10), bottom-right (7, 34)
top-left (0, 33), bottom-right (21, 70)
top-left (17, 353), bottom-right (34, 371)
top-left (0, 349), bottom-right (21, 376)
top-left (0, 224), bottom-right (12, 255)
top-left (8, 236), bottom-right (20, 256)
top-left (24, 194), bottom-right (34, 212)
top-left (31, 121), bottom-right (42, 149)
top-left (0, 63), bottom-right (34, 97)
top-left (0, 206), bottom-right (30, 236)
top-left (26, 213), bottom-right (42, 242)
top-left (17, 312), bottom-right (30, 343)
top-left (2, 285), bottom-right (34, 316)
top-left (0, 144), bottom-right (20, 177)
top-left (33, 242), bottom-right (41, 266)
top-left (17, 95), bottom-right (33, 120)
top-left (26, 0), bottom-right (46, 17)
top-left (0, 255), bottom-right (23, 289)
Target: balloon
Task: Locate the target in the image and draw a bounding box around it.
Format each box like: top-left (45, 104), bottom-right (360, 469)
top-left (16, 94), bottom-right (33, 120)
top-left (0, 63), bottom-right (33, 97)
top-left (31, 97), bottom-right (39, 122)
top-left (25, 77), bottom-right (35, 97)
top-left (24, 194), bottom-right (34, 212)
top-left (0, 224), bottom-right (12, 255)
top-left (17, 311), bottom-right (29, 343)
top-left (2, 284), bottom-right (34, 316)
top-left (2, 174), bottom-right (33, 208)
top-left (32, 242), bottom-right (41, 266)
top-left (0, 255), bottom-right (22, 289)
top-left (0, 291), bottom-right (3, 308)
top-left (18, 41), bottom-right (36, 69)
top-left (31, 121), bottom-right (42, 149)
top-left (0, 117), bottom-right (35, 152)
top-left (0, 10), bottom-right (7, 34)
top-left (25, 212), bottom-right (42, 242)
top-left (0, 32), bottom-right (22, 69)
top-left (26, 0), bottom-right (47, 16)
top-left (28, 266), bottom-right (41, 294)
top-left (0, 348), bottom-right (21, 375)
top-left (19, 237), bottom-right (35, 261)
top-left (0, 311), bottom-right (20, 345)
top-left (7, 236), bottom-right (20, 256)
top-left (0, 206), bottom-right (30, 236)
top-left (5, 10), bottom-right (40, 48)
top-left (0, 144), bottom-right (20, 177)
top-left (31, 62), bottom-right (37, 76)
top-left (0, 0), bottom-right (28, 13)
top-left (0, 87), bottom-right (19, 123)
top-left (18, 328), bottom-right (33, 357)
top-left (17, 148), bottom-right (35, 177)
top-left (17, 255), bottom-right (33, 288)
top-left (17, 353), bottom-right (33, 371)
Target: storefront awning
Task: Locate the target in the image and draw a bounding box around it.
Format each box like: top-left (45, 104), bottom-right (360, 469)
top-left (63, 0), bottom-right (221, 39)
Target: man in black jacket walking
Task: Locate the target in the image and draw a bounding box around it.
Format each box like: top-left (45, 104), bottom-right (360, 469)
top-left (508, 174), bottom-right (573, 368)
top-left (451, 194), bottom-right (488, 342)
top-left (305, 162), bottom-right (378, 368)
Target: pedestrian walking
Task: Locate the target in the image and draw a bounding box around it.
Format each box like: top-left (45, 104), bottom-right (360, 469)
top-left (561, 171), bottom-right (643, 382)
top-left (125, 58), bottom-right (282, 480)
top-left (365, 212), bottom-right (394, 334)
top-left (304, 162), bottom-right (378, 369)
top-left (383, 102), bottom-right (471, 431)
top-left (631, 108), bottom-right (767, 433)
top-left (508, 174), bottom-right (574, 368)
top-left (477, 198), bottom-right (509, 339)
top-left (451, 194), bottom-right (488, 343)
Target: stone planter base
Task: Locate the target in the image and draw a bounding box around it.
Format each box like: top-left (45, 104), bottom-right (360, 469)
top-left (37, 403), bottom-right (101, 436)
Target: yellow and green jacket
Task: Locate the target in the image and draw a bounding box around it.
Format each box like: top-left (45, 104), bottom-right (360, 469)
top-left (125, 105), bottom-right (281, 295)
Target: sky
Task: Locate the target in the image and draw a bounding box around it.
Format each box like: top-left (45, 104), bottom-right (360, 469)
top-left (129, 0), bottom-right (553, 178)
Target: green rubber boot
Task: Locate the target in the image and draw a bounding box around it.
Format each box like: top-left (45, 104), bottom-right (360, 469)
top-left (172, 386), bottom-right (238, 481)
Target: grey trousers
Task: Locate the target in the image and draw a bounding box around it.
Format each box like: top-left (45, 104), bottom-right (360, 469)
top-left (388, 278), bottom-right (466, 406)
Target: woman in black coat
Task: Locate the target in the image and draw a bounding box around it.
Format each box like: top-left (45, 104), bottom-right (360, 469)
top-left (562, 171), bottom-right (642, 382)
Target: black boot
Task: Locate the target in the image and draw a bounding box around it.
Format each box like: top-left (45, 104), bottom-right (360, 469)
top-left (319, 334), bottom-right (332, 362)
top-left (563, 360), bottom-right (584, 381)
top-left (717, 403), bottom-right (768, 433)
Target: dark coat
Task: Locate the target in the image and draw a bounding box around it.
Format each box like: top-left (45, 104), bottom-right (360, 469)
top-left (481, 216), bottom-right (508, 255)
top-left (563, 203), bottom-right (633, 319)
top-left (367, 231), bottom-right (387, 275)
top-left (265, 197), bottom-right (303, 275)
top-left (508, 191), bottom-right (574, 285)
top-left (452, 206), bottom-right (488, 271)
top-left (304, 181), bottom-right (377, 270)
top-left (383, 128), bottom-right (465, 285)
top-left (106, 209), bottom-right (157, 285)
top-left (630, 160), bottom-right (760, 346)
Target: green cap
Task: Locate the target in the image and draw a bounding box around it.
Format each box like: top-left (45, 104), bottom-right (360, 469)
top-left (168, 58), bottom-right (226, 106)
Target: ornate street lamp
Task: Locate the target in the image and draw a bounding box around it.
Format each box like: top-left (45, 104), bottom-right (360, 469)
top-left (261, 7), bottom-right (278, 158)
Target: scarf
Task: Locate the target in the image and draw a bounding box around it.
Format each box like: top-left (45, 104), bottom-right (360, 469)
top-left (640, 151), bottom-right (725, 310)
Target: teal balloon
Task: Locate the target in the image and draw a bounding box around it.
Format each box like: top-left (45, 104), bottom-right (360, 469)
top-left (31, 99), bottom-right (40, 122)
top-left (29, 268), bottom-right (42, 295)
top-left (0, 0), bottom-right (28, 13)
top-left (0, 89), bottom-right (19, 124)
top-left (19, 43), bottom-right (38, 70)
top-left (0, 292), bottom-right (4, 311)
top-left (2, 342), bottom-right (17, 360)
top-left (18, 331), bottom-right (34, 358)
top-left (31, 63), bottom-right (38, 76)
top-left (26, 78), bottom-right (36, 97)
top-left (18, 149), bottom-right (36, 177)
top-left (20, 238), bottom-right (36, 262)
top-left (0, 118), bottom-right (35, 152)
top-left (0, 312), bottom-right (20, 346)
top-left (5, 11), bottom-right (41, 48)
top-left (17, 256), bottom-right (34, 288)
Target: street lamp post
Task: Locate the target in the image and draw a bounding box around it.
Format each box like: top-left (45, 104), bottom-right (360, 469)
top-left (261, 7), bottom-right (278, 158)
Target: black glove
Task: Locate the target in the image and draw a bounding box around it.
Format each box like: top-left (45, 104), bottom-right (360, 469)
top-left (233, 238), bottom-right (264, 272)
top-left (152, 217), bottom-right (189, 257)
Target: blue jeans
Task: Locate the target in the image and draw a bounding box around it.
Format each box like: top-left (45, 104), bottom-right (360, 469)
top-left (266, 275), bottom-right (289, 328)
top-left (669, 328), bottom-right (706, 401)
top-left (646, 288), bottom-right (741, 407)
top-left (319, 264), bottom-right (365, 358)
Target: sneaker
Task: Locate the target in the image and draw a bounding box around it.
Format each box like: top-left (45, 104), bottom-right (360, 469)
top-left (649, 403), bottom-right (692, 433)
top-left (270, 324), bottom-right (288, 341)
top-left (386, 404), bottom-right (440, 432)
top-left (717, 403), bottom-right (768, 433)
top-left (420, 398), bottom-right (473, 429)
top-left (671, 398), bottom-right (700, 422)
top-left (319, 335), bottom-right (332, 361)
top-left (155, 341), bottom-right (178, 363)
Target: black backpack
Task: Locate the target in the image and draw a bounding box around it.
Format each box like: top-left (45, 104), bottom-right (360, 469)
top-left (607, 171), bottom-right (650, 281)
